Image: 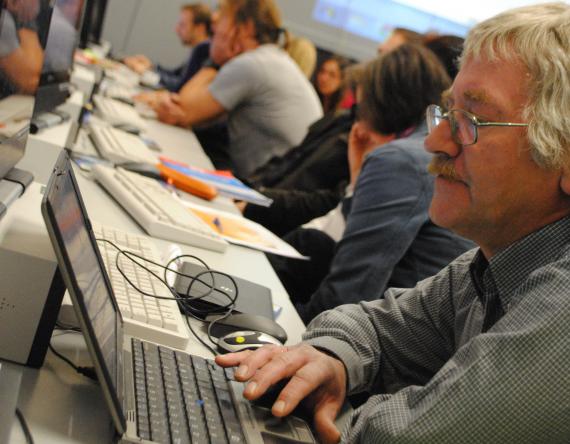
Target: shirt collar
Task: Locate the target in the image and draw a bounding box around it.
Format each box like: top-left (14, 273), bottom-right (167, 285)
top-left (483, 215), bottom-right (570, 311)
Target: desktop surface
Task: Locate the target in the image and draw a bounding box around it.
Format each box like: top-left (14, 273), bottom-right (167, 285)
top-left (4, 57), bottom-right (307, 442)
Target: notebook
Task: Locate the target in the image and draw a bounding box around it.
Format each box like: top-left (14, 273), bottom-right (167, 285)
top-left (41, 150), bottom-right (316, 444)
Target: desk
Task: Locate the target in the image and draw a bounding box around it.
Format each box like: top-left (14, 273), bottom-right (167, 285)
top-left (7, 93), bottom-right (306, 443)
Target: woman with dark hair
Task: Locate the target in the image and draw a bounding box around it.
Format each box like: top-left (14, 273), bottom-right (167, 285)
top-left (271, 43), bottom-right (474, 323)
top-left (315, 55), bottom-right (353, 114)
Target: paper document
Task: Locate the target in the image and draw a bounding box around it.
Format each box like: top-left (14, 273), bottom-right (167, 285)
top-left (179, 200), bottom-right (308, 259)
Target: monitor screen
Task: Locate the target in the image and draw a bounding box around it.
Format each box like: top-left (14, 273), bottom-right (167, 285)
top-left (34, 0), bottom-right (85, 115)
top-left (42, 0), bottom-right (84, 79)
top-left (42, 150), bottom-right (122, 420)
top-left (79, 0), bottom-right (108, 48)
top-left (0, 0), bottom-right (47, 178)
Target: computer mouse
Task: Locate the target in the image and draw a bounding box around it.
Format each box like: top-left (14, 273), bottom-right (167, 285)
top-left (119, 162), bottom-right (162, 180)
top-left (217, 330), bottom-right (282, 353)
top-left (205, 313), bottom-right (287, 344)
top-left (112, 123), bottom-right (141, 135)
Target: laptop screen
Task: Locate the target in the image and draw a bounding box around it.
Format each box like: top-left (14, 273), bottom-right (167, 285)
top-left (41, 149), bottom-right (125, 430)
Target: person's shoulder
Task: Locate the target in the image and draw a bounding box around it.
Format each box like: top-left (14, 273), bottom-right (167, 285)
top-left (369, 126), bottom-right (430, 164)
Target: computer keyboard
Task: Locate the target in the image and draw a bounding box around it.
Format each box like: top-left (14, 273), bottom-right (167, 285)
top-left (132, 338), bottom-right (245, 443)
top-left (89, 124), bottom-right (159, 165)
top-left (92, 95), bottom-right (148, 131)
top-left (92, 164), bottom-right (229, 253)
top-left (92, 223), bottom-right (190, 350)
top-left (104, 64), bottom-right (140, 87)
top-left (103, 83), bottom-right (139, 104)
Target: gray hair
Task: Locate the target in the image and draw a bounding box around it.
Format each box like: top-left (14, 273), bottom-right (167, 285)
top-left (461, 2), bottom-right (570, 169)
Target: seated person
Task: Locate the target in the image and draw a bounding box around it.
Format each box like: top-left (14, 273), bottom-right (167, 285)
top-left (242, 108), bottom-right (354, 236)
top-left (154, 0), bottom-right (323, 178)
top-left (239, 64), bottom-right (365, 236)
top-left (314, 55), bottom-right (354, 114)
top-left (217, 4), bottom-right (570, 442)
top-left (0, 0), bottom-right (43, 95)
top-left (270, 44), bottom-right (474, 323)
top-left (125, 3), bottom-right (211, 93)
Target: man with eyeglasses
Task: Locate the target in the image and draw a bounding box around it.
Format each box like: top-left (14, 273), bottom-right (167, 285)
top-left (217, 3), bottom-right (570, 443)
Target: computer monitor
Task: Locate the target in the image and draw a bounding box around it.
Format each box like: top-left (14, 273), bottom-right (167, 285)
top-left (0, 0), bottom-right (48, 179)
top-left (79, 0), bottom-right (108, 48)
top-left (33, 0), bottom-right (86, 116)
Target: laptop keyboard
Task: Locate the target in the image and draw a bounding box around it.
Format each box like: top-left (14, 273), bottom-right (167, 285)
top-left (132, 338), bottom-right (245, 444)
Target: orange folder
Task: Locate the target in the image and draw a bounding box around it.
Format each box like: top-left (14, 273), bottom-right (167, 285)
top-left (157, 163), bottom-right (218, 201)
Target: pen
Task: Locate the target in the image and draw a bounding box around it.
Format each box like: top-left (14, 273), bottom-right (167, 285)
top-left (212, 217), bottom-right (224, 233)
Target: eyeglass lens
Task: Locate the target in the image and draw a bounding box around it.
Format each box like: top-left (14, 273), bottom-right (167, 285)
top-left (451, 111), bottom-right (475, 145)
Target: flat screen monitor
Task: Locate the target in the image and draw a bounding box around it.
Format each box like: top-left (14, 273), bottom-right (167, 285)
top-left (33, 0), bottom-right (85, 116)
top-left (0, 0), bottom-right (49, 179)
top-left (79, 0), bottom-right (108, 48)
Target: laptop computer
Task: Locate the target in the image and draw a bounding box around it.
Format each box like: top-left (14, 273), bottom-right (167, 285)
top-left (41, 149), bottom-right (316, 444)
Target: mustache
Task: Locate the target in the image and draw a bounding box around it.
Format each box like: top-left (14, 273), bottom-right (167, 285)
top-left (427, 155), bottom-right (460, 181)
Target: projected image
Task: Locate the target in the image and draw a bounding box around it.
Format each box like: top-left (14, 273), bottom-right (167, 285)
top-left (313, 0), bottom-right (470, 43)
top-left (313, 0), bottom-right (569, 44)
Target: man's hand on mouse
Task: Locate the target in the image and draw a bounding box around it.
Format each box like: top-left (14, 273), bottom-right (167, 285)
top-left (215, 343), bottom-right (347, 444)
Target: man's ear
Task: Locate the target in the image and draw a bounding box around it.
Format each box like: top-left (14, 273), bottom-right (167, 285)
top-left (560, 165), bottom-right (570, 196)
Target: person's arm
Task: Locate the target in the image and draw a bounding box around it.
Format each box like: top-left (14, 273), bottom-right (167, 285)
top-left (304, 266), bottom-right (570, 443)
top-left (155, 62), bottom-right (186, 92)
top-left (220, 254), bottom-right (570, 443)
top-left (0, 27), bottom-right (43, 94)
top-left (123, 54), bottom-right (152, 74)
top-left (216, 258), bottom-right (466, 443)
top-left (154, 67), bottom-right (224, 126)
top-left (296, 146), bottom-right (432, 323)
top-left (243, 185), bottom-right (345, 236)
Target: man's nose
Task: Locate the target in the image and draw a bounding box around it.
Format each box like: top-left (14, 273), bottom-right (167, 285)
top-left (424, 118), bottom-right (461, 158)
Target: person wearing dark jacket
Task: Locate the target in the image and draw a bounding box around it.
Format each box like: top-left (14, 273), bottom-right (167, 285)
top-left (271, 44), bottom-right (474, 323)
top-left (242, 110), bottom-right (354, 236)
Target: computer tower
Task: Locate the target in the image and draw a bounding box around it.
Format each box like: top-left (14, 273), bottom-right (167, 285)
top-left (0, 183), bottom-right (65, 367)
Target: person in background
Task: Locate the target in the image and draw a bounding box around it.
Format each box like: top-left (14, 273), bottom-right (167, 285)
top-left (217, 3), bottom-right (570, 443)
top-left (315, 55), bottom-right (353, 114)
top-left (0, 0), bottom-right (43, 95)
top-left (271, 43), bottom-right (473, 323)
top-left (125, 3), bottom-right (211, 92)
top-left (424, 34), bottom-right (464, 79)
top-left (285, 34), bottom-right (317, 79)
top-left (378, 26), bottom-right (423, 54)
top-left (155, 0), bottom-right (322, 179)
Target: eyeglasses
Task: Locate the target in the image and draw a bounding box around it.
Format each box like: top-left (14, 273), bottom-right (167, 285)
top-left (426, 104), bottom-right (528, 146)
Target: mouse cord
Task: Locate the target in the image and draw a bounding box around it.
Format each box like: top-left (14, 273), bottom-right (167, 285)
top-left (96, 239), bottom-right (240, 355)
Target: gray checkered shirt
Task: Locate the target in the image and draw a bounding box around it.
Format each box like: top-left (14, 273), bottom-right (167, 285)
top-left (304, 216), bottom-right (570, 443)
